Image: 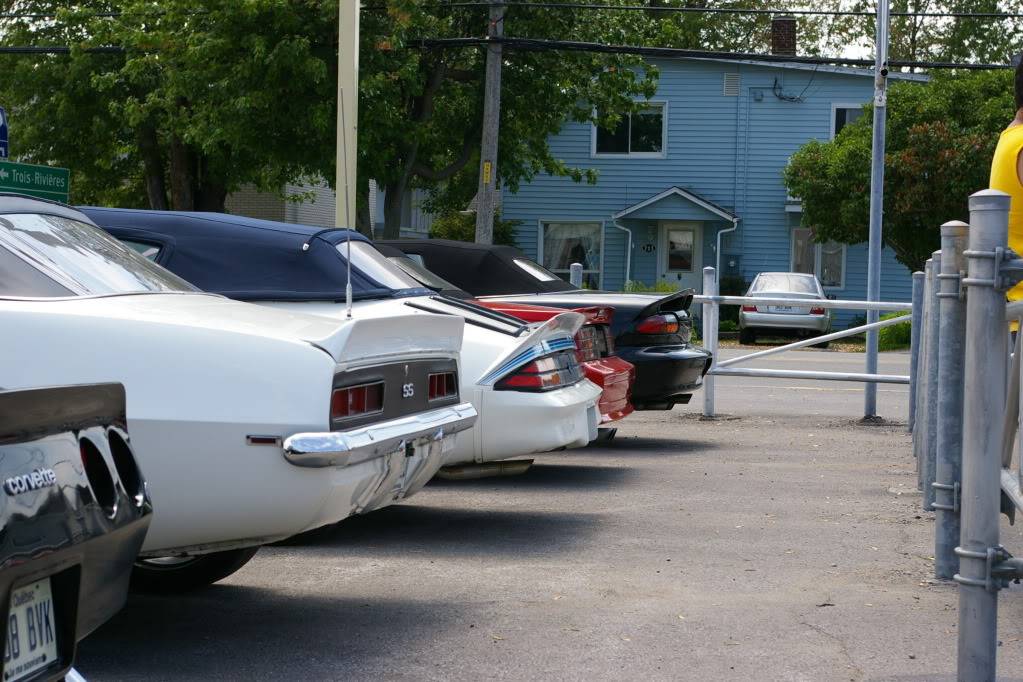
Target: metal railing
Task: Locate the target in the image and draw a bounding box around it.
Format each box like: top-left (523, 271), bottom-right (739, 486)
top-left (694, 269), bottom-right (913, 418)
top-left (909, 189), bottom-right (1023, 680)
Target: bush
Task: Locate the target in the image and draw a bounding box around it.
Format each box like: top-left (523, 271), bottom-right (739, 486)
top-left (719, 320), bottom-right (737, 332)
top-left (623, 280), bottom-right (681, 293)
top-left (878, 311), bottom-right (913, 351)
top-left (429, 212), bottom-right (519, 246)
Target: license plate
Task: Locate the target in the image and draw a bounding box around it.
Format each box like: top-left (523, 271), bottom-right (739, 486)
top-left (3, 579), bottom-right (58, 682)
top-left (768, 305), bottom-right (794, 313)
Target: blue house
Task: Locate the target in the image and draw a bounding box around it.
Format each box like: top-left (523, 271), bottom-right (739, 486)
top-left (500, 51), bottom-right (926, 327)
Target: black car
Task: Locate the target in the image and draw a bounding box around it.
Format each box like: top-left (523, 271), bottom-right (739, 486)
top-left (378, 239), bottom-right (712, 410)
top-left (1, 383), bottom-right (151, 682)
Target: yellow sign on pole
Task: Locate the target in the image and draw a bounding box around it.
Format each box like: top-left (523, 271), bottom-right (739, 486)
top-left (482, 161), bottom-right (492, 185)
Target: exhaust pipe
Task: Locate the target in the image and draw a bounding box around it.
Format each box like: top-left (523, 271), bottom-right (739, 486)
top-left (435, 459), bottom-right (534, 480)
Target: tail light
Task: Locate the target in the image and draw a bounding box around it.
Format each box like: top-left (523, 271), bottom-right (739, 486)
top-left (635, 314), bottom-right (679, 335)
top-left (107, 428), bottom-right (145, 507)
top-left (810, 306), bottom-right (826, 315)
top-left (495, 349), bottom-right (584, 392)
top-left (331, 382), bottom-right (384, 420)
top-left (741, 305), bottom-right (757, 312)
top-left (574, 325), bottom-right (601, 362)
top-left (429, 371), bottom-right (458, 400)
top-left (602, 326), bottom-right (615, 355)
top-left (80, 438), bottom-right (117, 517)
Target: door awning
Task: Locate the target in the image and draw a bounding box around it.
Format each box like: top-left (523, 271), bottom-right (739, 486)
top-left (612, 186), bottom-right (739, 224)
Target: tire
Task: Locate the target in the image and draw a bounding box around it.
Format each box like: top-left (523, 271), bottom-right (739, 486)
top-left (738, 328), bottom-right (756, 345)
top-left (130, 547), bottom-right (260, 593)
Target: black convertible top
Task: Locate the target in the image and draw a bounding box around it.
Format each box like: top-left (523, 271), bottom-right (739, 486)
top-left (378, 238), bottom-right (577, 296)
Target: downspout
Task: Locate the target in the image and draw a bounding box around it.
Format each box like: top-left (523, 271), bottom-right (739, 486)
top-left (611, 220), bottom-right (632, 286)
top-left (715, 217), bottom-right (740, 284)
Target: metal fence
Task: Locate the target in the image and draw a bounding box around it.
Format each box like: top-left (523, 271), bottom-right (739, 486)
top-left (909, 189), bottom-right (1023, 680)
top-left (694, 270), bottom-right (913, 418)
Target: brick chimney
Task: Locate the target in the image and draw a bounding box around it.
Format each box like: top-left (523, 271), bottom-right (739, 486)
top-left (771, 15), bottom-right (797, 57)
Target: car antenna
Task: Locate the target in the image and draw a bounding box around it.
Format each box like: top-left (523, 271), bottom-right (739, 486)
top-left (339, 89), bottom-right (354, 319)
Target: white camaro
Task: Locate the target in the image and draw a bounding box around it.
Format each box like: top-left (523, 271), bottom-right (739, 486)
top-left (0, 196), bottom-right (477, 591)
top-left (85, 208), bottom-right (603, 473)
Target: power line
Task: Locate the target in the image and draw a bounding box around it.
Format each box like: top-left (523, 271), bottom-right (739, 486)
top-left (413, 36), bottom-right (1015, 70)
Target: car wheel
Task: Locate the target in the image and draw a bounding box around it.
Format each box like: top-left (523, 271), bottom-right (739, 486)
top-left (738, 328), bottom-right (756, 345)
top-left (130, 547), bottom-right (260, 593)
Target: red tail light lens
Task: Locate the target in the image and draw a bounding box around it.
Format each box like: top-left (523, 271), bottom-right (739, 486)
top-left (810, 307), bottom-right (826, 315)
top-left (574, 325), bottom-right (601, 362)
top-left (635, 314), bottom-right (680, 334)
top-left (331, 382), bottom-right (384, 420)
top-left (495, 350), bottom-right (584, 392)
top-left (429, 372), bottom-right (458, 400)
top-left (741, 305), bottom-right (757, 312)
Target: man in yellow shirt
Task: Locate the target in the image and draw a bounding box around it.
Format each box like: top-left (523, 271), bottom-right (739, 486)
top-left (991, 59), bottom-right (1023, 308)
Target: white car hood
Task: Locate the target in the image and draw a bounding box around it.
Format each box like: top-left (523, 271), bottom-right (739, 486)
top-left (4, 293), bottom-right (463, 363)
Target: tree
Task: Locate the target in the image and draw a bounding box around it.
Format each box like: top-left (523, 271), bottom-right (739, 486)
top-left (0, 0), bottom-right (338, 211)
top-left (783, 70), bottom-right (1014, 271)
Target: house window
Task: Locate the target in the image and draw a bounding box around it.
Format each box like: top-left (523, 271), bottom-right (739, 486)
top-left (541, 222), bottom-right (602, 288)
top-left (791, 227), bottom-right (845, 289)
top-left (594, 104), bottom-right (665, 156)
top-left (833, 105), bottom-right (864, 138)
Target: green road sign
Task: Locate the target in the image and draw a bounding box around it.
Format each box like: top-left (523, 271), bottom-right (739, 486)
top-left (0, 160), bottom-right (69, 203)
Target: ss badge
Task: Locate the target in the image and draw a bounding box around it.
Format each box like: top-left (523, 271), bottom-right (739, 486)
top-left (402, 383), bottom-right (415, 398)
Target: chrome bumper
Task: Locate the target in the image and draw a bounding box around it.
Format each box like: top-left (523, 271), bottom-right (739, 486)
top-left (283, 402), bottom-right (478, 468)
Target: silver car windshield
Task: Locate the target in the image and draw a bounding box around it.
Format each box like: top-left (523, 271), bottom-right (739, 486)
top-left (0, 213), bottom-right (195, 296)
top-left (751, 274), bottom-right (819, 294)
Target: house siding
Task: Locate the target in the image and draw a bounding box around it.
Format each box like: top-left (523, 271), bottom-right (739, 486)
top-left (501, 58), bottom-right (918, 327)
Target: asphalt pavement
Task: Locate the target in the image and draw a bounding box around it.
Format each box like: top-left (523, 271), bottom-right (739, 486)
top-left (77, 348), bottom-right (1023, 681)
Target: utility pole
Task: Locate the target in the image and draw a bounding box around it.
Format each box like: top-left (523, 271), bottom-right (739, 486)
top-left (474, 0), bottom-right (504, 244)
top-left (864, 0), bottom-right (890, 418)
top-left (336, 0), bottom-right (360, 228)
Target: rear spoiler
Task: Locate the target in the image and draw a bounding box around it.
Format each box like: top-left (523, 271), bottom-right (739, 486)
top-left (635, 288), bottom-right (695, 320)
top-left (0, 383), bottom-right (127, 445)
top-left (477, 311), bottom-right (585, 385)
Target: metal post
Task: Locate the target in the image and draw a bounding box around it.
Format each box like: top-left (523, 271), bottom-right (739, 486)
top-left (934, 221), bottom-right (968, 580)
top-left (916, 259), bottom-right (933, 492)
top-left (569, 263), bottom-right (583, 288)
top-left (864, 0), bottom-right (891, 418)
top-left (908, 271), bottom-right (925, 433)
top-left (924, 250), bottom-right (941, 512)
top-left (335, 0), bottom-right (360, 228)
top-left (957, 190), bottom-right (1011, 681)
top-left (702, 266), bottom-right (717, 418)
top-left (473, 0), bottom-right (504, 244)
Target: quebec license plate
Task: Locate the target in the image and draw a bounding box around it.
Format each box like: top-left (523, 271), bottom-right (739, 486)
top-left (3, 579), bottom-right (58, 682)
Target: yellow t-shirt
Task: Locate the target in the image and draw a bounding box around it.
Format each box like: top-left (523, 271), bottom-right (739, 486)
top-left (990, 124), bottom-right (1023, 303)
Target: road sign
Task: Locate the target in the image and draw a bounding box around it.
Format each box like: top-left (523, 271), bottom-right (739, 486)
top-left (0, 160), bottom-right (69, 203)
top-left (0, 107), bottom-right (8, 159)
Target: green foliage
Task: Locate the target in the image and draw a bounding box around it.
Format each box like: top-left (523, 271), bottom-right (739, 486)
top-left (0, 1), bottom-right (338, 210)
top-left (784, 71), bottom-right (1015, 272)
top-left (623, 280), bottom-right (681, 293)
top-left (718, 320), bottom-right (738, 332)
top-left (878, 312), bottom-right (913, 351)
top-left (428, 212), bottom-right (518, 246)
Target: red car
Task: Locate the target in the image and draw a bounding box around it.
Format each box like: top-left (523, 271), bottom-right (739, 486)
top-left (477, 301), bottom-right (635, 423)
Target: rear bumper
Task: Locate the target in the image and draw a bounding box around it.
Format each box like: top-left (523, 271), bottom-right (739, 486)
top-left (739, 311), bottom-right (829, 334)
top-left (582, 356), bottom-right (635, 423)
top-left (616, 344), bottom-right (712, 408)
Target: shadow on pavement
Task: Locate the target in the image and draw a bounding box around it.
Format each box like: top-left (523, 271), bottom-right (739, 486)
top-left (592, 435), bottom-right (720, 455)
top-left (428, 462), bottom-right (635, 490)
top-left (77, 585), bottom-right (463, 680)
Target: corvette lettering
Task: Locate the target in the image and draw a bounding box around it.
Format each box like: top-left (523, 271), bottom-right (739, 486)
top-left (3, 469), bottom-right (57, 496)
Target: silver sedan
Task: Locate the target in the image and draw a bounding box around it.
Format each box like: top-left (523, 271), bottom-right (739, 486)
top-left (738, 272), bottom-right (831, 347)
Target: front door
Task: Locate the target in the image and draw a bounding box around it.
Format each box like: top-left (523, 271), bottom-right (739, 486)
top-left (658, 221), bottom-right (703, 291)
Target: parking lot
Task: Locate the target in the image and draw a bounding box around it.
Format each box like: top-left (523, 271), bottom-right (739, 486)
top-left (77, 349), bottom-right (1023, 681)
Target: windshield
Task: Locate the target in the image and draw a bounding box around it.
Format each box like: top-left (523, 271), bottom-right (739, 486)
top-left (335, 241), bottom-right (425, 291)
top-left (513, 258), bottom-right (561, 282)
top-left (0, 213), bottom-right (195, 296)
top-left (386, 255), bottom-right (464, 293)
top-left (751, 274), bottom-right (819, 295)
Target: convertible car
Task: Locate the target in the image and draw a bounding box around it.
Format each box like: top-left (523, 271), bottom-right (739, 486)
top-left (86, 208), bottom-right (602, 474)
top-left (1, 383), bottom-right (151, 682)
top-left (374, 243), bottom-right (634, 424)
top-left (1, 195), bottom-right (476, 591)
top-left (380, 239), bottom-right (713, 411)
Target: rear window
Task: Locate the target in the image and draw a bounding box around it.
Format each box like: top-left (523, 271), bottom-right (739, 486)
top-left (335, 241), bottom-right (424, 291)
top-left (513, 258), bottom-right (560, 282)
top-left (387, 255), bottom-right (463, 293)
top-left (0, 213), bottom-right (194, 297)
top-left (751, 274), bottom-right (819, 294)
